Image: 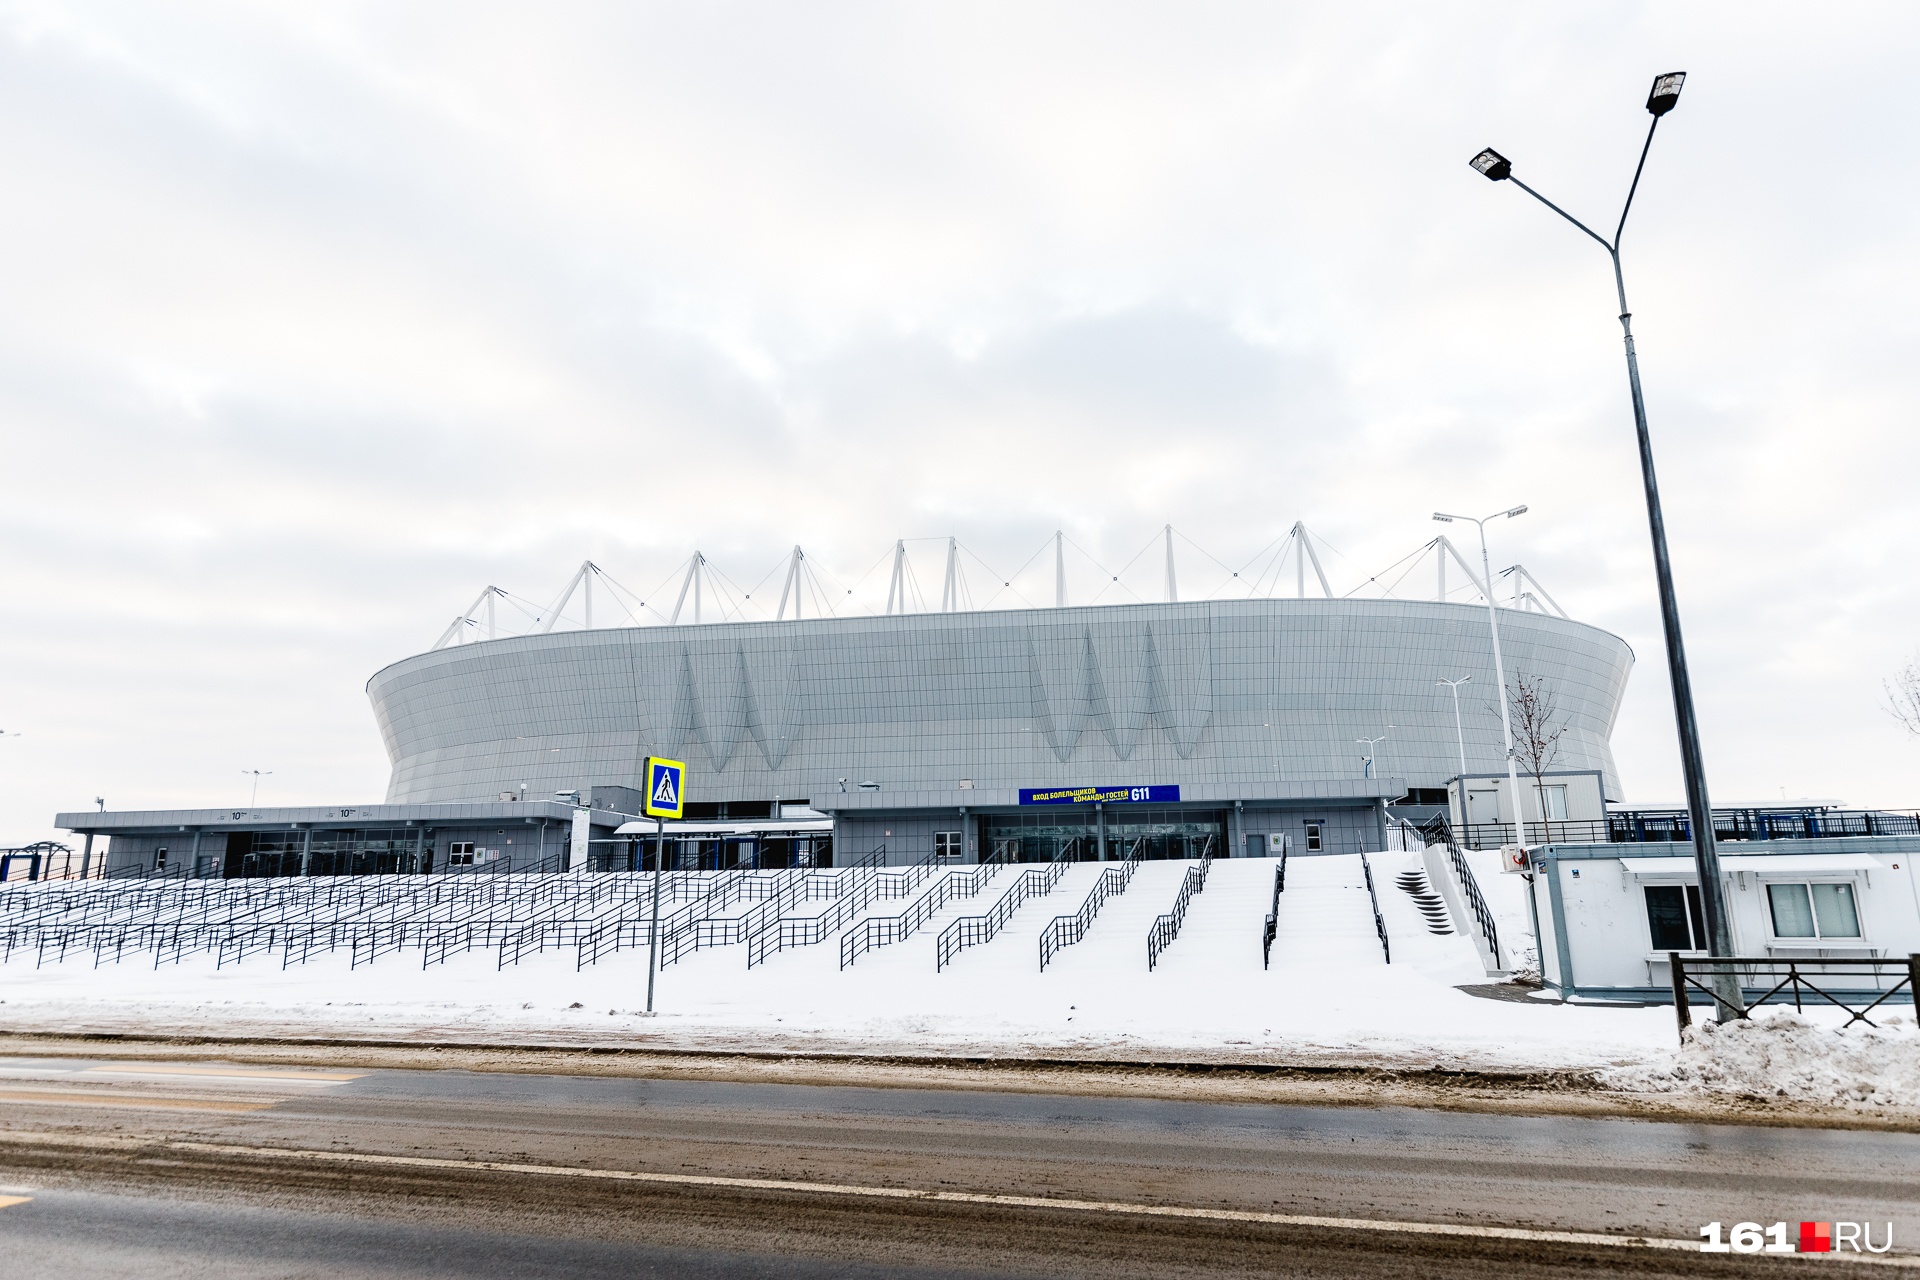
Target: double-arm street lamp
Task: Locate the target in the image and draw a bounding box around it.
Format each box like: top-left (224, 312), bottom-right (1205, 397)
top-left (1470, 73), bottom-right (1742, 1016)
top-left (1433, 508), bottom-right (1528, 845)
top-left (1437, 676), bottom-right (1473, 792)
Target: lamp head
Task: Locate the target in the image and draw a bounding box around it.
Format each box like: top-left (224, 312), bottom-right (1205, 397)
top-left (1504, 505), bottom-right (1529, 519)
top-left (1432, 512), bottom-right (1454, 523)
top-left (1646, 71), bottom-right (1685, 118)
top-left (1469, 148), bottom-right (1512, 182)
top-left (858, 780), bottom-right (881, 790)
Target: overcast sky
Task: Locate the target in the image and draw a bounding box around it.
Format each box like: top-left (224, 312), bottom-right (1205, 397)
top-left (3, 2), bottom-right (1917, 841)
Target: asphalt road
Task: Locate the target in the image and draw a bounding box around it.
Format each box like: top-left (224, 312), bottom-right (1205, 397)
top-left (0, 1053), bottom-right (1914, 1277)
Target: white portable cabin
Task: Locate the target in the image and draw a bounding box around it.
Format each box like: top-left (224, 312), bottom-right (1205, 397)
top-left (1525, 837), bottom-right (1920, 1001)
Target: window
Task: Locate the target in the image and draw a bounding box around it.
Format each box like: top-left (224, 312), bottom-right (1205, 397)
top-left (1541, 785), bottom-right (1568, 821)
top-left (1644, 884), bottom-right (1705, 951)
top-left (448, 841), bottom-right (475, 867)
top-left (154, 847), bottom-right (168, 870)
top-left (933, 831), bottom-right (962, 862)
top-left (1766, 882), bottom-right (1861, 940)
top-left (1303, 822), bottom-right (1323, 853)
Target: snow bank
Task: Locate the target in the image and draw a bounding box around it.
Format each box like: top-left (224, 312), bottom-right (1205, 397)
top-left (1603, 1010), bottom-right (1920, 1113)
top-left (0, 858), bottom-right (1683, 1074)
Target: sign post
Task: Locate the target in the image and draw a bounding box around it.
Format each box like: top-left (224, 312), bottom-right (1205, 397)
top-left (641, 756), bottom-right (686, 1015)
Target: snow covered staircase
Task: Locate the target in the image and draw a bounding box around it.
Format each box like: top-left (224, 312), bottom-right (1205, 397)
top-left (1147, 858), bottom-right (1274, 974)
top-left (1394, 868), bottom-right (1454, 935)
top-left (936, 862), bottom-right (1100, 973)
top-left (1042, 860), bottom-right (1191, 975)
top-left (1264, 854), bottom-right (1389, 970)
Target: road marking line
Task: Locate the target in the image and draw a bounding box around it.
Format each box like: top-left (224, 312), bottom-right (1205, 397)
top-left (0, 1196), bottom-right (31, 1210)
top-left (1, 1131), bottom-right (1913, 1264)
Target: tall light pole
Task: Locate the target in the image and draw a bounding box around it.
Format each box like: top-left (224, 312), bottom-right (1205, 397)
top-left (1434, 508), bottom-right (1529, 848)
top-left (1469, 72), bottom-right (1742, 1018)
top-left (1437, 674), bottom-right (1473, 790)
top-left (1356, 734), bottom-right (1388, 780)
top-left (242, 770), bottom-right (272, 809)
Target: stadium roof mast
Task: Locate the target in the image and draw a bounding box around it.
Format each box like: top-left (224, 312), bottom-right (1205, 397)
top-left (431, 585), bottom-right (506, 650)
top-left (1287, 522), bottom-right (1332, 598)
top-left (1470, 72), bottom-right (1743, 1019)
top-left (670, 552), bottom-right (707, 624)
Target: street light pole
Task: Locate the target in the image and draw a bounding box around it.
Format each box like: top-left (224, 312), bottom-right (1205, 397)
top-left (1437, 674), bottom-right (1472, 781)
top-left (1469, 73), bottom-right (1741, 1018)
top-left (1434, 508), bottom-right (1529, 847)
top-left (1356, 734), bottom-right (1388, 780)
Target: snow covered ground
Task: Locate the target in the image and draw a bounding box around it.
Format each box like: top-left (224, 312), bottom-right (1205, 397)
top-left (0, 853), bottom-right (1720, 1076)
top-left (1603, 1010), bottom-right (1920, 1112)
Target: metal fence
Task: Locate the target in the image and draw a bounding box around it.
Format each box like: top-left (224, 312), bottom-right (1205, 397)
top-left (1669, 954), bottom-right (1919, 1044)
top-left (1457, 808), bottom-right (1920, 851)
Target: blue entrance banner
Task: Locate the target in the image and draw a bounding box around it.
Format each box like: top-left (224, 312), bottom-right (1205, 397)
top-left (1018, 785), bottom-right (1180, 806)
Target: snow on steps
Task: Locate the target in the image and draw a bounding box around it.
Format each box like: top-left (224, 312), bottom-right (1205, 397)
top-left (1038, 860), bottom-right (1192, 975)
top-left (1264, 854), bottom-right (1387, 970)
top-left (935, 862), bottom-right (1107, 976)
top-left (1370, 849), bottom-right (1489, 984)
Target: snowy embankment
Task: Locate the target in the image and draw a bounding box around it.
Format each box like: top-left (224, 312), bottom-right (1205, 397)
top-left (0, 855), bottom-right (1699, 1076)
top-left (1603, 1011), bottom-right (1920, 1113)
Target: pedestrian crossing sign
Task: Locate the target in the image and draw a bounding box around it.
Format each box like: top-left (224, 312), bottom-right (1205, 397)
top-left (643, 757), bottom-right (686, 820)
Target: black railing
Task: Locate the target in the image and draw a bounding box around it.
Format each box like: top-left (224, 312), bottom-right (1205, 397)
top-left (1445, 842), bottom-right (1502, 970)
top-left (1458, 808), bottom-right (1920, 850)
top-left (1669, 954), bottom-right (1919, 1044)
top-left (741, 847), bottom-right (890, 968)
top-left (1359, 853), bottom-right (1389, 964)
top-left (839, 848), bottom-right (1010, 969)
top-left (1261, 836), bottom-right (1289, 969)
top-left (1143, 835), bottom-right (1215, 972)
top-left (1039, 838), bottom-right (1145, 971)
top-left (936, 848), bottom-right (1070, 972)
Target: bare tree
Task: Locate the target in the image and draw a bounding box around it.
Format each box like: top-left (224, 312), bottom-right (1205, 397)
top-left (1506, 673), bottom-right (1564, 840)
top-left (1886, 658), bottom-right (1920, 737)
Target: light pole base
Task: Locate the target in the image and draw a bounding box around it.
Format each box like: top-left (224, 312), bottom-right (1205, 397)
top-left (1708, 970), bottom-right (1747, 1024)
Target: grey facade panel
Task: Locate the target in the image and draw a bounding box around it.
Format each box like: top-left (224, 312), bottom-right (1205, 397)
top-left (366, 599), bottom-right (1633, 812)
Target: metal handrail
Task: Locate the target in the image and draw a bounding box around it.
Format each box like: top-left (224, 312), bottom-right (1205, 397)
top-left (1147, 834), bottom-right (1216, 971)
top-left (935, 847), bottom-right (1070, 972)
top-left (1359, 853), bottom-right (1390, 964)
top-left (1445, 841), bottom-right (1502, 969)
top-left (742, 847), bottom-right (889, 968)
top-left (841, 848), bottom-right (1009, 969)
top-left (1262, 835), bottom-right (1288, 968)
top-left (1038, 838), bottom-right (1144, 970)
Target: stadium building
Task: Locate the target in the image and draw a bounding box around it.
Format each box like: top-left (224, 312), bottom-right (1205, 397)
top-left (54, 537), bottom-right (1640, 876)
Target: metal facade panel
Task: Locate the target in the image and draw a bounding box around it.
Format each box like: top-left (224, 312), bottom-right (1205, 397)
top-left (366, 599), bottom-right (1633, 808)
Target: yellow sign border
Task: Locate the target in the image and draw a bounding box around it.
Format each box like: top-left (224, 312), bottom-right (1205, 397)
top-left (642, 756), bottom-right (687, 819)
